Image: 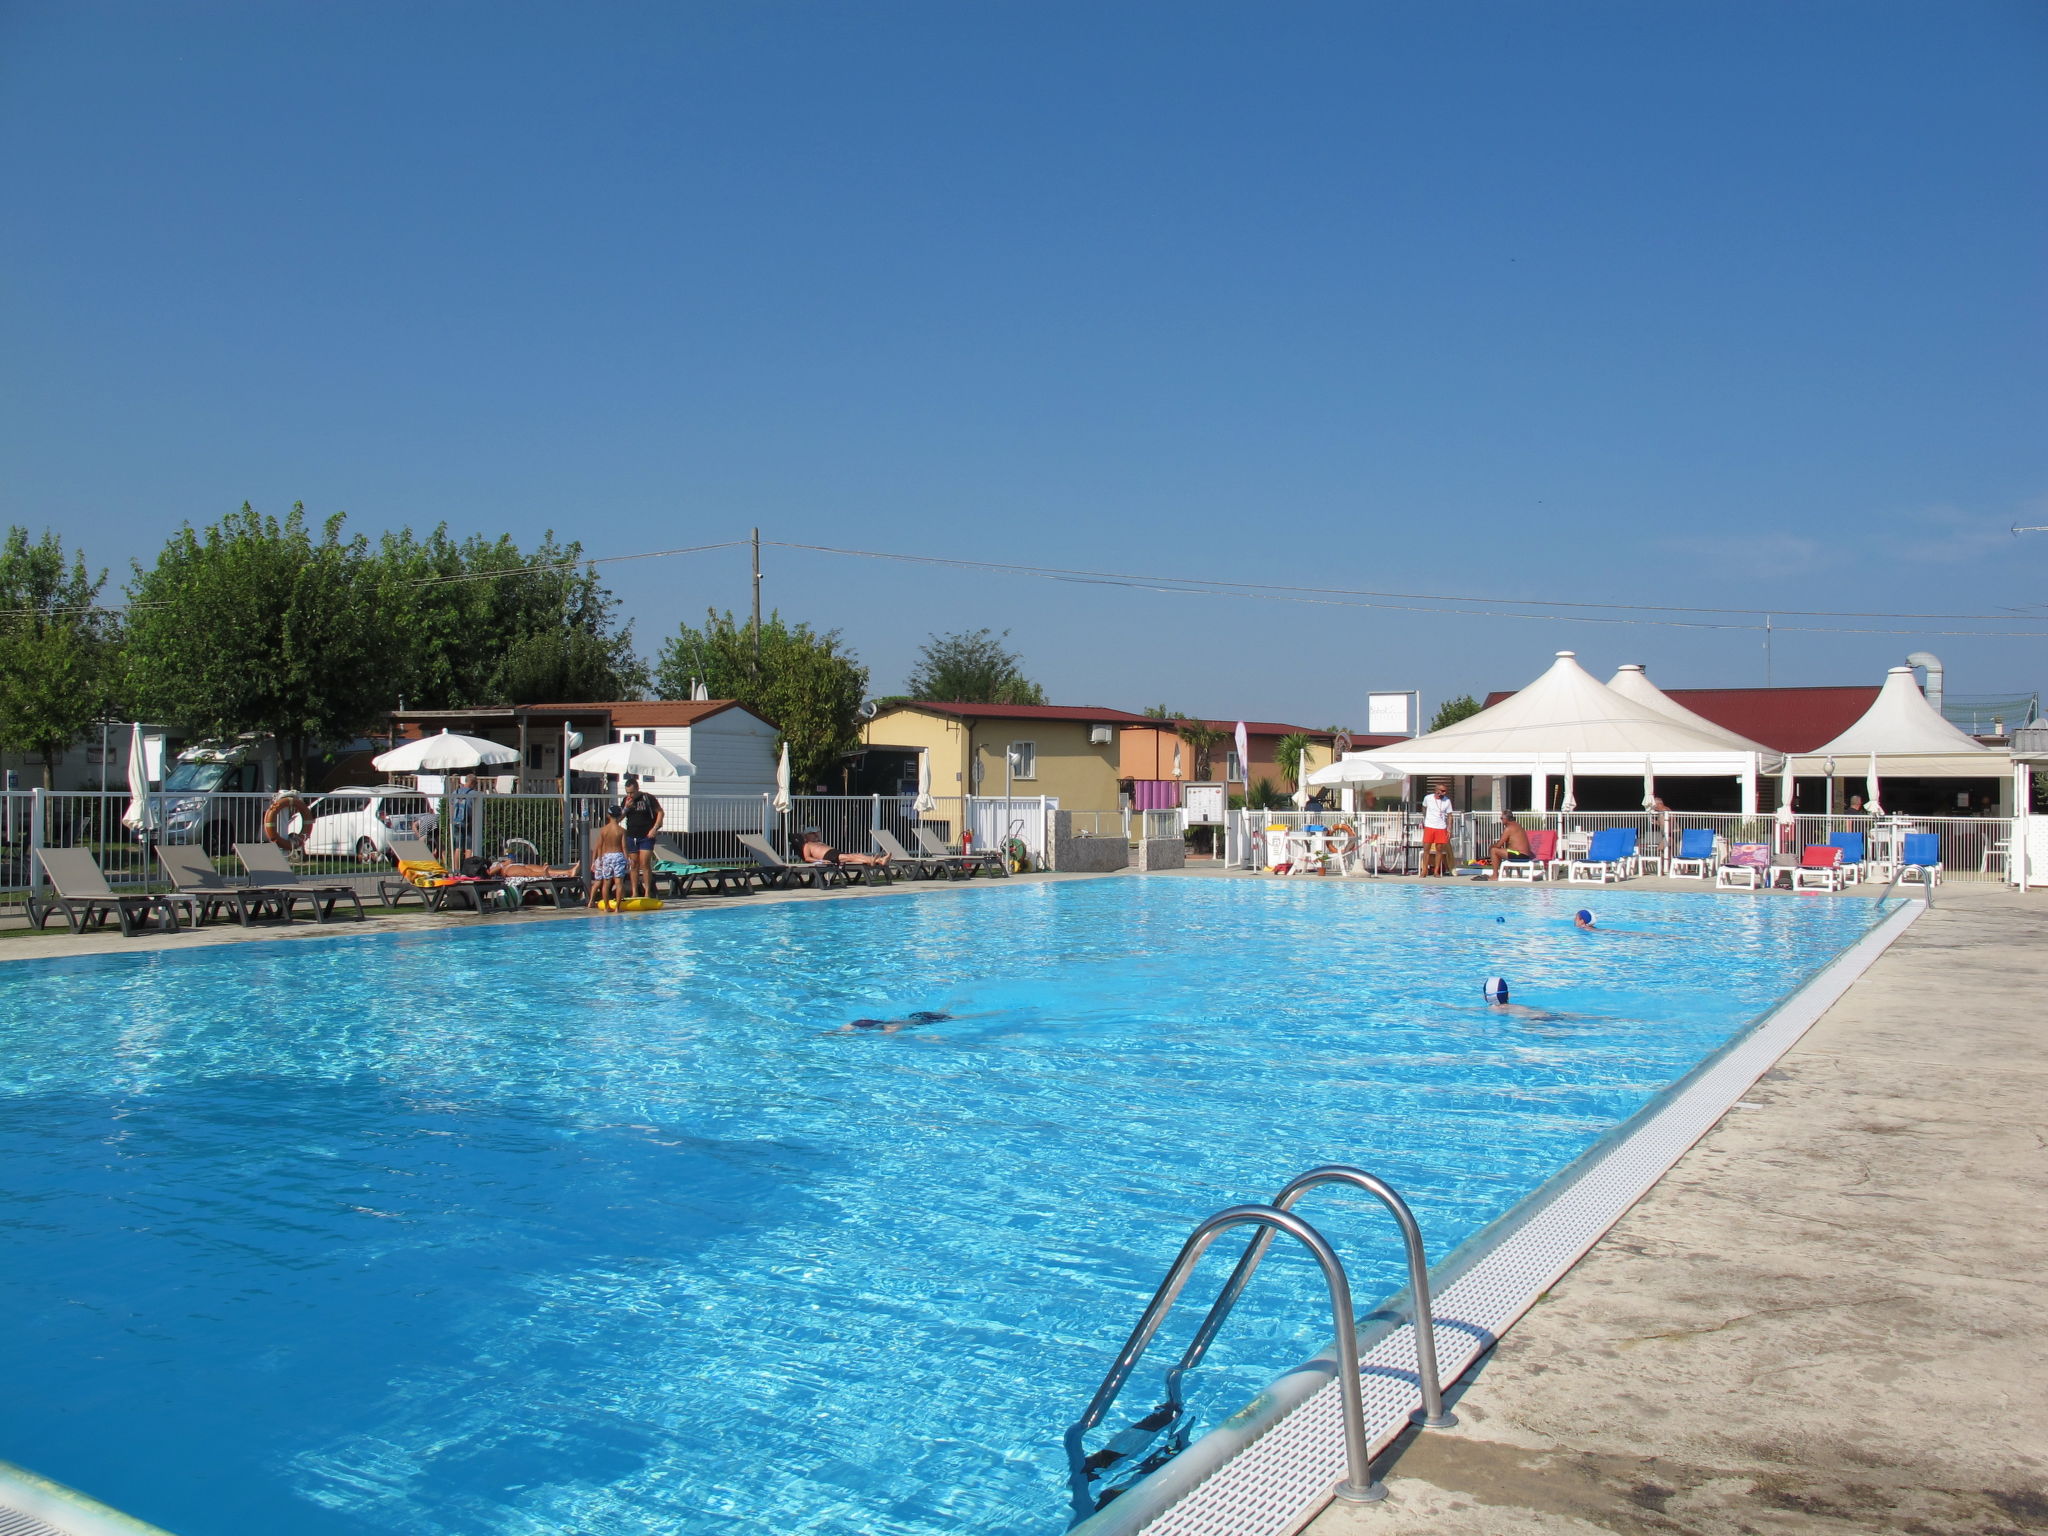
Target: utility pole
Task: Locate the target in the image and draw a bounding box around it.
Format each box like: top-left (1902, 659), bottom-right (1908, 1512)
top-left (1764, 614), bottom-right (1773, 687)
top-left (750, 527), bottom-right (762, 659)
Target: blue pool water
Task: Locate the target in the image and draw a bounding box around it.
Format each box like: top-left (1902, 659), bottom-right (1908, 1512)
top-left (0, 879), bottom-right (1891, 1536)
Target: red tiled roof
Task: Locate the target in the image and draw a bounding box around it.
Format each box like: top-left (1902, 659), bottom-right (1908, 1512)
top-left (1481, 685), bottom-right (1881, 753)
top-left (1124, 719), bottom-right (1341, 739)
top-left (1662, 687), bottom-right (1879, 753)
top-left (891, 702), bottom-right (1157, 723)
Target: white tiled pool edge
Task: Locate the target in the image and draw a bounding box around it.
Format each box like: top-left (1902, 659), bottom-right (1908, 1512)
top-left (0, 1460), bottom-right (174, 1536)
top-left (1074, 896), bottom-right (1927, 1536)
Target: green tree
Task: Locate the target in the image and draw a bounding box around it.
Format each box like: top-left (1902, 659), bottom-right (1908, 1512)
top-left (0, 528), bottom-right (121, 786)
top-left (1429, 694), bottom-right (1483, 732)
top-left (125, 503), bottom-right (399, 786)
top-left (1274, 730), bottom-right (1314, 789)
top-left (1175, 719), bottom-right (1225, 780)
top-left (903, 628), bottom-right (1045, 705)
top-left (378, 527), bottom-right (645, 706)
top-left (653, 610), bottom-right (868, 785)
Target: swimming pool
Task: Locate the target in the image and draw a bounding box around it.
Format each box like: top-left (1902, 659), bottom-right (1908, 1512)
top-left (0, 878), bottom-right (1894, 1536)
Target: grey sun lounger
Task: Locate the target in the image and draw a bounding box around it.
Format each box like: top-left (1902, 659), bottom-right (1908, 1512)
top-left (872, 829), bottom-right (963, 881)
top-left (912, 825), bottom-right (1008, 877)
top-left (232, 843), bottom-right (372, 920)
top-left (29, 847), bottom-right (197, 937)
top-left (382, 837), bottom-right (515, 914)
top-left (735, 832), bottom-right (845, 890)
top-left (157, 843), bottom-right (296, 927)
top-left (651, 841), bottom-right (763, 897)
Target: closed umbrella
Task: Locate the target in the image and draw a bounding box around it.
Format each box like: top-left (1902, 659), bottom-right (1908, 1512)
top-left (1866, 751), bottom-right (1883, 816)
top-left (121, 722), bottom-right (151, 832)
top-left (1561, 750), bottom-right (1578, 813)
top-left (372, 729), bottom-right (519, 774)
top-left (773, 743), bottom-right (792, 814)
top-left (568, 741), bottom-right (695, 779)
top-left (914, 748), bottom-right (935, 813)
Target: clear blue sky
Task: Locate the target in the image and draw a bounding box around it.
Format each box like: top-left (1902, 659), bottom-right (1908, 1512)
top-left (3, 1), bottom-right (2043, 727)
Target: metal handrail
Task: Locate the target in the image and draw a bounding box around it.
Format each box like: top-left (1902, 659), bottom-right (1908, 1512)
top-left (1063, 1204), bottom-right (1383, 1518)
top-left (1165, 1165), bottom-right (1456, 1431)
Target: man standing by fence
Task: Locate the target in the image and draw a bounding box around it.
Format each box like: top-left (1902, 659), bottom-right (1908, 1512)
top-left (1422, 780), bottom-right (1454, 876)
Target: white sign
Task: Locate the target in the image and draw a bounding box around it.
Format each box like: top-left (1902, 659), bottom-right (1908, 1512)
top-left (1367, 692), bottom-right (1412, 735)
top-left (1183, 782), bottom-right (1227, 825)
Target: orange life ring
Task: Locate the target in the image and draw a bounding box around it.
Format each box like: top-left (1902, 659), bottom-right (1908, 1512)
top-left (264, 793), bottom-right (309, 849)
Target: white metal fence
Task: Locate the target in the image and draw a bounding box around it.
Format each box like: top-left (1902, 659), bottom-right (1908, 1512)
top-left (0, 789), bottom-right (1059, 916)
top-left (1227, 807), bottom-right (2018, 882)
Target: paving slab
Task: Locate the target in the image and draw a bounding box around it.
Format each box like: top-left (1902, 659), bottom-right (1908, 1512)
top-left (1310, 883), bottom-right (2048, 1536)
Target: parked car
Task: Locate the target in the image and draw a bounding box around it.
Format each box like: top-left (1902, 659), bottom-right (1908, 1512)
top-left (302, 787), bottom-right (439, 862)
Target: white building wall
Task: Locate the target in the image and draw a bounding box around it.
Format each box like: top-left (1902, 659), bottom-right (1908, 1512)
top-left (636, 711), bottom-right (778, 796)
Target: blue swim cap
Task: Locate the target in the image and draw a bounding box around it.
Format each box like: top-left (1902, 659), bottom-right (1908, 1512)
top-left (1496, 915), bottom-right (1506, 923)
top-left (1483, 976), bottom-right (1510, 1004)
top-left (1576, 909), bottom-right (1593, 925)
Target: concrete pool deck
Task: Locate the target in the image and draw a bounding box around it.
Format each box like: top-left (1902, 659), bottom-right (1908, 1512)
top-left (1306, 879), bottom-right (2048, 1536)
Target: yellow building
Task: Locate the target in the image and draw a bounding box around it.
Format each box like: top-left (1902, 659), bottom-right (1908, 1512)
top-left (859, 703), bottom-right (1152, 813)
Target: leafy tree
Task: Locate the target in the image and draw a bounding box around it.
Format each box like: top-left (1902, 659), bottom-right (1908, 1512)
top-left (1175, 719), bottom-right (1225, 780)
top-left (1274, 730), bottom-right (1314, 789)
top-left (1429, 694), bottom-right (1483, 732)
top-left (1243, 776), bottom-right (1287, 810)
top-left (903, 628), bottom-right (1045, 705)
top-left (125, 503), bottom-right (398, 786)
top-left (653, 610), bottom-right (868, 786)
top-left (378, 527), bottom-right (645, 706)
top-left (0, 528), bottom-right (121, 786)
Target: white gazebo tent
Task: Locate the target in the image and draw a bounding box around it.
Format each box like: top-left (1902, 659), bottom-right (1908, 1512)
top-left (1800, 665), bottom-right (2001, 813)
top-left (1607, 662), bottom-right (1780, 811)
top-left (1309, 651), bottom-right (1781, 813)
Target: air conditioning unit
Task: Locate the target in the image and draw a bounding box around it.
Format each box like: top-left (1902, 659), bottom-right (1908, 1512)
top-left (1089, 724), bottom-right (1114, 746)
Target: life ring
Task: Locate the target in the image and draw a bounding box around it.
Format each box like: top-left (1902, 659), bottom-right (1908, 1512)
top-left (264, 793), bottom-right (310, 849)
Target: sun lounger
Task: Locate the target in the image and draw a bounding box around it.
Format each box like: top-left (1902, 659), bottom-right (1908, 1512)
top-left (872, 828), bottom-right (959, 880)
top-left (382, 837), bottom-right (515, 913)
top-left (1497, 828), bottom-right (1557, 883)
top-left (912, 825), bottom-right (1007, 877)
top-left (233, 843), bottom-right (376, 919)
top-left (1791, 844), bottom-right (1848, 892)
top-left (1825, 832), bottom-right (1869, 884)
top-left (798, 836), bottom-right (893, 885)
top-left (735, 832), bottom-right (844, 889)
top-left (1567, 827), bottom-right (1637, 884)
top-left (29, 847), bottom-right (198, 936)
top-left (156, 843), bottom-right (294, 927)
top-left (1715, 842), bottom-right (1771, 890)
top-left (1896, 832), bottom-right (1943, 887)
top-left (1668, 828), bottom-right (1718, 880)
top-left (486, 838), bottom-right (585, 907)
top-left (651, 841), bottom-right (762, 897)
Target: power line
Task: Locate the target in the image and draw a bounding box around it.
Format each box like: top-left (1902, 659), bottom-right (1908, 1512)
top-left (764, 540), bottom-right (2048, 639)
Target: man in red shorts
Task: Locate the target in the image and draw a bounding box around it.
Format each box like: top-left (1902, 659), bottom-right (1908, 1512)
top-left (1421, 779), bottom-right (1454, 875)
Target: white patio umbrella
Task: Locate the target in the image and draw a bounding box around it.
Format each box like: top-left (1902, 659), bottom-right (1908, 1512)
top-left (1561, 750), bottom-right (1578, 813)
top-left (914, 748), bottom-right (935, 813)
top-left (372, 729), bottom-right (519, 774)
top-left (1866, 750), bottom-right (1884, 816)
top-left (121, 722), bottom-right (151, 832)
top-left (567, 740), bottom-right (695, 779)
top-left (773, 742), bottom-right (792, 814)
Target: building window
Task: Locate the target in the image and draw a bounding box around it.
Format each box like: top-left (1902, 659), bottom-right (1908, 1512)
top-left (1007, 741), bottom-right (1037, 780)
top-left (1225, 751), bottom-right (1244, 782)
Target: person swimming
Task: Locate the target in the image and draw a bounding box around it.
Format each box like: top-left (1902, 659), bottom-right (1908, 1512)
top-left (1481, 976), bottom-right (1598, 1024)
top-left (836, 1010), bottom-right (952, 1035)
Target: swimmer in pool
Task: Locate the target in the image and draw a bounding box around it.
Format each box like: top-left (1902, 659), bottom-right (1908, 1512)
top-left (834, 1010), bottom-right (952, 1035)
top-left (1480, 977), bottom-right (1598, 1024)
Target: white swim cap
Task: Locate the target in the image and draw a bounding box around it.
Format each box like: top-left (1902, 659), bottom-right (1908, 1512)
top-left (1484, 976), bottom-right (1510, 1004)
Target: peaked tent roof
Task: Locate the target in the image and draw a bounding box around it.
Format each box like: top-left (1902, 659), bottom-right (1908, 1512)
top-left (1310, 651), bottom-right (1780, 783)
top-left (1605, 665), bottom-right (1776, 753)
top-left (1813, 667), bottom-right (1991, 755)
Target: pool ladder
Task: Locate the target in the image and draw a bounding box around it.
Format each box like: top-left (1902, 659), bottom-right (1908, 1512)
top-left (1063, 1165), bottom-right (1456, 1520)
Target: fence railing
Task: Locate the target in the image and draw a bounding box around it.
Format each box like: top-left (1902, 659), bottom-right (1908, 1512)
top-left (0, 790), bottom-right (1061, 917)
top-left (1226, 808), bottom-right (2017, 881)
